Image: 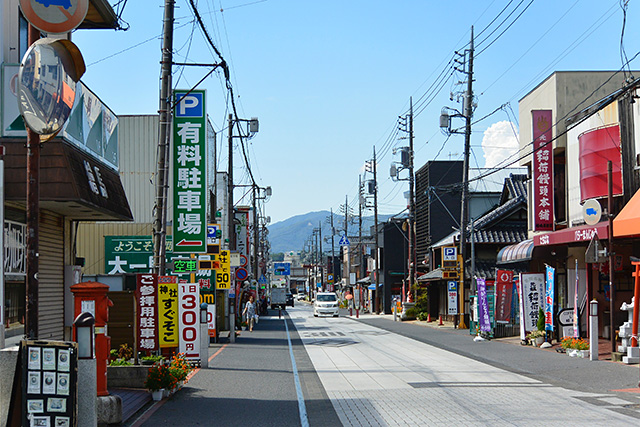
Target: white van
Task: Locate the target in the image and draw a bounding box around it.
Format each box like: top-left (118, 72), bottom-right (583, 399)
top-left (314, 292), bottom-right (339, 317)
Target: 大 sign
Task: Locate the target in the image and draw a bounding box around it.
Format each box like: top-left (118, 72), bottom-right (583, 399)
top-left (173, 90), bottom-right (207, 253)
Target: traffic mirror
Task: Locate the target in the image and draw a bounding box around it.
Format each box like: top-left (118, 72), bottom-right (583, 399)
top-left (17, 38), bottom-right (85, 136)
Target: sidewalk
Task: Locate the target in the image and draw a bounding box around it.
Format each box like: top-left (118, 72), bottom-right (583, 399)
top-left (349, 311), bottom-right (622, 361)
top-left (349, 312), bottom-right (640, 396)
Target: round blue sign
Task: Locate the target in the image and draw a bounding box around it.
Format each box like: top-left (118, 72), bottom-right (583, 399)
top-left (235, 267), bottom-right (248, 281)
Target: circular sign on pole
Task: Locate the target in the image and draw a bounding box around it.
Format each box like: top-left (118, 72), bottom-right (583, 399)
top-left (20, 0), bottom-right (89, 34)
top-left (583, 199), bottom-right (602, 226)
top-left (235, 267), bottom-right (248, 282)
top-left (239, 254), bottom-right (248, 267)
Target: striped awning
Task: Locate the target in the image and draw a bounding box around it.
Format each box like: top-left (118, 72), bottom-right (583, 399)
top-left (496, 239), bottom-right (534, 264)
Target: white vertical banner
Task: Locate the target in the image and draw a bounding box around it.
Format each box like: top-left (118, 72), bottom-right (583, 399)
top-left (179, 283), bottom-right (200, 360)
top-left (518, 273), bottom-right (545, 340)
top-left (207, 304), bottom-right (216, 337)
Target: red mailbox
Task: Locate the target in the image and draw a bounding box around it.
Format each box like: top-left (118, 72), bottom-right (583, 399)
top-left (70, 281), bottom-right (113, 396)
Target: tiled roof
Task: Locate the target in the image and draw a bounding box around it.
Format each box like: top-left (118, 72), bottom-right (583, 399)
top-left (473, 196), bottom-right (525, 230)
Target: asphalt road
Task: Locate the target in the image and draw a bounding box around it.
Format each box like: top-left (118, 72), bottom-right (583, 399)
top-left (134, 303), bottom-right (340, 426)
top-left (355, 315), bottom-right (640, 395)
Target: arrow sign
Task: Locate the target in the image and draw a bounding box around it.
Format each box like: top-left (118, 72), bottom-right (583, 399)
top-left (175, 239), bottom-right (203, 247)
top-left (235, 267), bottom-right (248, 281)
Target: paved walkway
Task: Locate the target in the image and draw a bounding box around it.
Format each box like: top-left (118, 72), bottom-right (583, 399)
top-left (295, 310), bottom-right (640, 426)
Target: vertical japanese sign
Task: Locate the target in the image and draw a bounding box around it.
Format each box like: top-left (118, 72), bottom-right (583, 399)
top-left (217, 250), bottom-right (231, 290)
top-left (476, 278), bottom-right (491, 332)
top-left (178, 282), bottom-right (200, 360)
top-left (136, 274), bottom-right (158, 351)
top-left (518, 273), bottom-right (545, 339)
top-left (158, 275), bottom-right (179, 348)
top-left (495, 270), bottom-right (514, 323)
top-left (235, 210), bottom-right (249, 256)
top-left (173, 90), bottom-right (207, 253)
top-left (545, 265), bottom-right (555, 332)
top-left (532, 110), bottom-right (554, 231)
top-left (447, 281), bottom-right (458, 315)
top-left (207, 305), bottom-right (216, 337)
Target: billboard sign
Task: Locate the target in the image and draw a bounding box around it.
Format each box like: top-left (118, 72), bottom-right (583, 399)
top-left (178, 282), bottom-right (200, 360)
top-left (532, 110), bottom-right (554, 231)
top-left (173, 90), bottom-right (207, 253)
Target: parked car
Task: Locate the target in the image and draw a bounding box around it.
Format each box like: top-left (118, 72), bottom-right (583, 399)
top-left (314, 292), bottom-right (339, 317)
top-left (296, 293), bottom-right (306, 301)
top-left (286, 293), bottom-right (294, 307)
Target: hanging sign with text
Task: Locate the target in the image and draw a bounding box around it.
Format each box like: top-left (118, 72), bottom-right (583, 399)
top-left (532, 110), bottom-right (554, 231)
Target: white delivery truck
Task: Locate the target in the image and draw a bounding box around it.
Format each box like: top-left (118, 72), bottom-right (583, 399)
top-left (270, 288), bottom-right (287, 310)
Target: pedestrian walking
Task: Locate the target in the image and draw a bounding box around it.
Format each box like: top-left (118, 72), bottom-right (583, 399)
top-left (242, 295), bottom-right (257, 332)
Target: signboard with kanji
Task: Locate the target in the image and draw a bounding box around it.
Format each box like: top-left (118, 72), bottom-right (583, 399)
top-left (178, 283), bottom-right (200, 360)
top-left (157, 276), bottom-right (179, 348)
top-left (136, 274), bottom-right (158, 351)
top-left (532, 110), bottom-right (554, 231)
top-left (217, 250), bottom-right (231, 290)
top-left (173, 90), bottom-right (207, 253)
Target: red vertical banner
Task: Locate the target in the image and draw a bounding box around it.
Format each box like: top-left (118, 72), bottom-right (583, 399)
top-left (136, 274), bottom-right (158, 351)
top-left (495, 270), bottom-right (514, 323)
top-left (532, 110), bottom-right (554, 231)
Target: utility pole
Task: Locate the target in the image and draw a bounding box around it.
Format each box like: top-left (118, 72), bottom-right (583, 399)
top-left (319, 222), bottom-right (323, 291)
top-left (227, 114), bottom-right (235, 251)
top-left (152, 0), bottom-right (175, 276)
top-left (358, 175), bottom-right (364, 281)
top-left (608, 160), bottom-right (615, 355)
top-left (25, 25), bottom-right (40, 339)
top-left (373, 147), bottom-right (380, 314)
top-left (408, 97), bottom-right (416, 303)
top-left (330, 209), bottom-right (336, 285)
top-left (252, 185), bottom-right (259, 283)
top-left (458, 26), bottom-right (474, 330)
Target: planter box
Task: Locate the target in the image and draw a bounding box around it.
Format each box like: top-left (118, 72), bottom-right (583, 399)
top-left (107, 365), bottom-right (149, 388)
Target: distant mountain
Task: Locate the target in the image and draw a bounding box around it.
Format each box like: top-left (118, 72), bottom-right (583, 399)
top-left (268, 210), bottom-right (393, 254)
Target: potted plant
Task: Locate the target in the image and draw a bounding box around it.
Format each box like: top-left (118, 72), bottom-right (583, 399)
top-left (241, 321), bottom-right (248, 331)
top-left (561, 337), bottom-right (590, 357)
top-left (145, 362), bottom-right (178, 400)
top-left (527, 330), bottom-right (546, 346)
top-left (168, 353), bottom-right (192, 391)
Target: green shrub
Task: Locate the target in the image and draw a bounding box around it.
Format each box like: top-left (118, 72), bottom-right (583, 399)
top-left (414, 293), bottom-right (429, 313)
top-left (537, 307), bottom-right (546, 331)
top-left (109, 358), bottom-right (132, 366)
top-left (404, 307), bottom-right (418, 320)
top-left (141, 355), bottom-right (164, 364)
top-left (417, 311), bottom-right (429, 321)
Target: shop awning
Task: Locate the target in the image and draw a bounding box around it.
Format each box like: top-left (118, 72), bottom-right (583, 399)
top-left (533, 222), bottom-right (608, 246)
top-left (497, 239), bottom-right (534, 264)
top-left (614, 188), bottom-right (640, 238)
top-left (5, 141), bottom-right (133, 221)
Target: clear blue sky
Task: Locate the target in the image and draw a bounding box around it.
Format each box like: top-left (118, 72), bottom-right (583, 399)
top-left (73, 0), bottom-right (640, 224)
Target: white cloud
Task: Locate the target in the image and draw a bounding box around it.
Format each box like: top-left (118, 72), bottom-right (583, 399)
top-left (481, 121), bottom-right (519, 168)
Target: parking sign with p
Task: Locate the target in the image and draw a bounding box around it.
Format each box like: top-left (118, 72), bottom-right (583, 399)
top-left (175, 92), bottom-right (204, 118)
